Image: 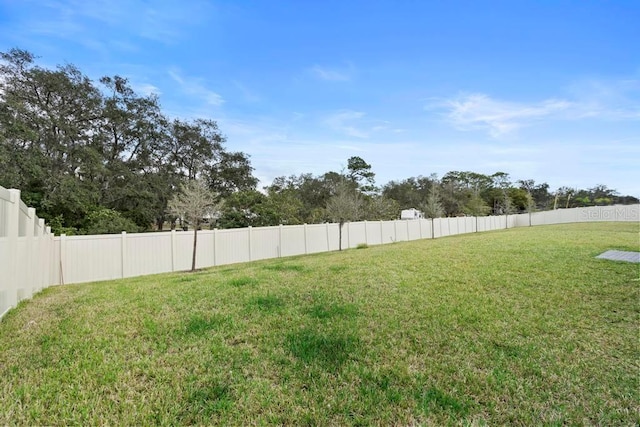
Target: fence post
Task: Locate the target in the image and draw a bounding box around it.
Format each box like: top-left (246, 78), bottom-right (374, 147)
top-left (303, 224), bottom-right (308, 254)
top-left (380, 220), bottom-right (384, 244)
top-left (324, 222), bottom-right (331, 252)
top-left (364, 220), bottom-right (368, 245)
top-left (279, 224), bottom-right (284, 257)
top-left (248, 226), bottom-right (253, 261)
top-left (213, 228), bottom-right (218, 266)
top-left (121, 231), bottom-right (127, 278)
top-left (46, 227), bottom-right (55, 287)
top-left (36, 217), bottom-right (45, 291)
top-left (21, 207), bottom-right (36, 301)
top-left (59, 234), bottom-right (66, 285)
top-left (347, 222), bottom-right (351, 249)
top-left (171, 230), bottom-right (176, 271)
top-left (2, 190), bottom-right (20, 314)
top-left (36, 218), bottom-right (44, 237)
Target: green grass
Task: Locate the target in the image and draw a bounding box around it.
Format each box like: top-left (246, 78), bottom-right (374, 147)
top-left (1, 222), bottom-right (638, 425)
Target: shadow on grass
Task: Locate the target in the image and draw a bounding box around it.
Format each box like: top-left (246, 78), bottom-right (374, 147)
top-left (171, 275), bottom-right (198, 284)
top-left (247, 295), bottom-right (285, 312)
top-left (328, 265), bottom-right (349, 273)
top-left (286, 328), bottom-right (359, 372)
top-left (305, 302), bottom-right (359, 320)
top-left (263, 263), bottom-right (307, 272)
top-left (415, 386), bottom-right (469, 417)
top-left (183, 315), bottom-right (229, 336)
top-left (226, 277), bottom-right (258, 287)
top-left (179, 381), bottom-right (233, 423)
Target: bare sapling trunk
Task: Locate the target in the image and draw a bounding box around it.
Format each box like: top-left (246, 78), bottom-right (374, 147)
top-left (191, 220), bottom-right (198, 271)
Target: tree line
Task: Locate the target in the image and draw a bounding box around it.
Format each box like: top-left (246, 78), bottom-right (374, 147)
top-left (1, 48), bottom-right (637, 235)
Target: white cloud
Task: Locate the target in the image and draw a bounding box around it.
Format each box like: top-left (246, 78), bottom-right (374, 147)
top-left (432, 79), bottom-right (640, 138)
top-left (134, 83), bottom-right (162, 97)
top-left (232, 80), bottom-right (261, 103)
top-left (564, 78), bottom-right (640, 120)
top-left (310, 63), bottom-right (354, 81)
top-left (433, 93), bottom-right (571, 137)
top-left (14, 0), bottom-right (213, 49)
top-left (324, 110), bottom-right (369, 138)
top-left (168, 68), bottom-right (224, 106)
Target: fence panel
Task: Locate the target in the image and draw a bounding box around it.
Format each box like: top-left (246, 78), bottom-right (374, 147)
top-left (0, 187), bottom-right (10, 238)
top-left (406, 219), bottom-right (422, 240)
top-left (251, 226), bottom-right (280, 260)
top-left (15, 238), bottom-right (31, 301)
top-left (391, 220), bottom-right (408, 242)
top-left (172, 231), bottom-right (194, 270)
top-left (347, 222), bottom-right (367, 248)
top-left (514, 213), bottom-right (530, 227)
top-left (126, 232), bottom-right (174, 277)
top-left (214, 228), bottom-right (251, 266)
top-left (61, 235), bottom-right (123, 284)
top-left (379, 221), bottom-right (395, 243)
top-left (191, 230), bottom-right (214, 269)
top-left (450, 218), bottom-right (461, 236)
top-left (326, 223), bottom-right (341, 251)
top-left (0, 236), bottom-right (12, 316)
top-left (281, 225), bottom-right (306, 257)
top-left (307, 224), bottom-right (331, 254)
top-left (364, 221), bottom-right (382, 245)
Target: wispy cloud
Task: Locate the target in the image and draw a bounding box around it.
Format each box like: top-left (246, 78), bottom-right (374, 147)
top-left (324, 110), bottom-right (369, 138)
top-left (232, 80), bottom-right (261, 103)
top-left (168, 68), bottom-right (224, 106)
top-left (134, 83), bottom-right (162, 97)
top-left (565, 78), bottom-right (640, 120)
top-left (12, 0), bottom-right (213, 48)
top-left (310, 63), bottom-right (354, 81)
top-left (323, 110), bottom-right (403, 139)
top-left (432, 79), bottom-right (640, 138)
top-left (432, 93), bottom-right (571, 137)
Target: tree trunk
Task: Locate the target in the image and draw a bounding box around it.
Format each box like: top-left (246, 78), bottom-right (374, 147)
top-left (191, 222), bottom-right (198, 271)
top-left (338, 221), bottom-right (343, 251)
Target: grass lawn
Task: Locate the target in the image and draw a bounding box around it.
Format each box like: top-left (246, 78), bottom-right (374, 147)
top-left (1, 222), bottom-right (638, 425)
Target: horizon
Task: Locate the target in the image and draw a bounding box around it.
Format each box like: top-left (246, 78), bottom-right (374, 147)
top-left (1, 0), bottom-right (638, 196)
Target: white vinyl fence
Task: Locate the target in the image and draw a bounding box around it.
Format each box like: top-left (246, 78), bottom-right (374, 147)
top-left (0, 188), bottom-right (57, 319)
top-left (1, 184), bottom-right (638, 320)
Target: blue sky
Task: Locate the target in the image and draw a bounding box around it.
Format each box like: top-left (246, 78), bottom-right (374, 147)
top-left (1, 0), bottom-right (639, 196)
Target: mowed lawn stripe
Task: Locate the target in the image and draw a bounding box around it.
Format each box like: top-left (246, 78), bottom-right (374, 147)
top-left (0, 222), bottom-right (638, 425)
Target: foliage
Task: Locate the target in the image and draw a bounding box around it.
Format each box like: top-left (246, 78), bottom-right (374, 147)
top-left (346, 156), bottom-right (376, 193)
top-left (84, 207), bottom-right (140, 235)
top-left (0, 48), bottom-right (257, 233)
top-left (217, 189), bottom-right (304, 229)
top-left (47, 215), bottom-right (79, 236)
top-left (0, 223), bottom-right (637, 425)
top-left (363, 195), bottom-right (400, 220)
top-left (421, 184), bottom-right (445, 218)
top-left (463, 191), bottom-right (491, 217)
